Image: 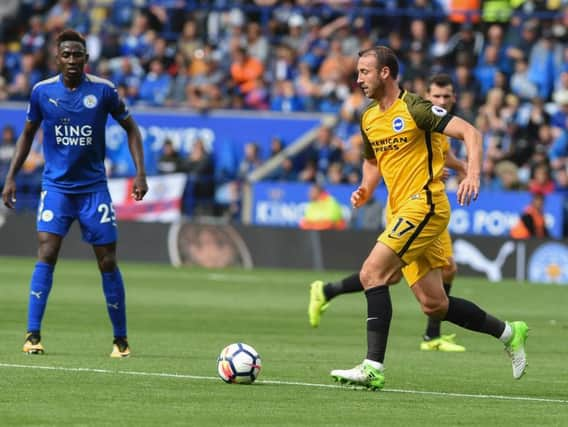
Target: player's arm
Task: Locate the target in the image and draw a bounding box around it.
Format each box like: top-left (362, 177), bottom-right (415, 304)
top-left (1, 120), bottom-right (41, 208)
top-left (442, 116), bottom-right (482, 206)
top-left (118, 115), bottom-right (148, 201)
top-left (352, 158), bottom-right (381, 208)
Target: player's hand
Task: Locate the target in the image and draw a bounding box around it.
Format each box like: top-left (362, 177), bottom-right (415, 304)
top-left (131, 175), bottom-right (148, 201)
top-left (456, 174), bottom-right (479, 206)
top-left (351, 186), bottom-right (369, 208)
top-left (441, 168), bottom-right (450, 183)
top-left (1, 178), bottom-right (16, 209)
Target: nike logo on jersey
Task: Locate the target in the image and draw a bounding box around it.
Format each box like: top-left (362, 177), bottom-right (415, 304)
top-left (48, 98), bottom-right (58, 107)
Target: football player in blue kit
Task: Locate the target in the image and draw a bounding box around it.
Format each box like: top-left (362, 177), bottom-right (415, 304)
top-left (1, 29), bottom-right (148, 358)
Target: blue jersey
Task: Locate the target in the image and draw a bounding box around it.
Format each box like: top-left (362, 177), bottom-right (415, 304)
top-left (27, 73), bottom-right (130, 193)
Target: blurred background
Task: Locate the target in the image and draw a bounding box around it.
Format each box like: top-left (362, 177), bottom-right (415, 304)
top-left (0, 0), bottom-right (567, 282)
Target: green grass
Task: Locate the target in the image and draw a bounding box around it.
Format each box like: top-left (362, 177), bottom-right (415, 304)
top-left (1, 256), bottom-right (567, 426)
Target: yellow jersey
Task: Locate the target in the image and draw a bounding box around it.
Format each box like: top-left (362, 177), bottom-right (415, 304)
top-left (361, 90), bottom-right (452, 213)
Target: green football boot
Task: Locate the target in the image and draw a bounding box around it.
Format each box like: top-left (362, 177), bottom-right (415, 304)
top-left (504, 321), bottom-right (529, 379)
top-left (420, 334), bottom-right (466, 352)
top-left (331, 361), bottom-right (385, 391)
top-left (308, 280), bottom-right (329, 328)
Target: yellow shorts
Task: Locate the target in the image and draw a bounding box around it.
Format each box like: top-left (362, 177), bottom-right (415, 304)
top-left (379, 192), bottom-right (450, 286)
top-left (439, 226), bottom-right (453, 259)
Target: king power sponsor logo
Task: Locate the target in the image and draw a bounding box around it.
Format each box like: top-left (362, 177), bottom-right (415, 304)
top-left (55, 124), bottom-right (93, 146)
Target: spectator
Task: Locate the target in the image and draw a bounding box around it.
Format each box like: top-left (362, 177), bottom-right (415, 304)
top-left (268, 136), bottom-right (284, 159)
top-left (453, 64), bottom-right (481, 103)
top-left (270, 44), bottom-right (297, 82)
top-left (317, 38), bottom-right (354, 84)
top-left (299, 183), bottom-right (346, 230)
top-left (184, 53), bottom-right (225, 111)
top-left (230, 46), bottom-right (264, 96)
top-left (0, 0), bottom-right (19, 42)
top-left (270, 156), bottom-right (297, 181)
top-left (528, 162), bottom-right (555, 195)
top-left (119, 11), bottom-right (151, 57)
top-left (430, 22), bottom-right (453, 68)
top-left (495, 160), bottom-right (525, 191)
top-left (297, 158), bottom-right (318, 183)
top-left (308, 125), bottom-right (343, 176)
top-left (407, 19), bottom-right (430, 53)
top-left (449, 22), bottom-right (483, 65)
top-left (335, 86), bottom-right (366, 144)
top-left (21, 15), bottom-right (47, 56)
top-left (113, 56), bottom-right (143, 103)
top-left (270, 80), bottom-right (304, 112)
top-left (519, 97), bottom-right (550, 143)
top-left (182, 139), bottom-right (215, 216)
top-left (455, 90), bottom-right (477, 124)
top-left (510, 58), bottom-right (539, 101)
top-left (281, 13), bottom-right (306, 53)
top-left (157, 139), bottom-right (183, 174)
top-left (474, 44), bottom-right (500, 98)
top-left (237, 142), bottom-right (263, 180)
top-left (246, 21), bottom-right (269, 64)
top-left (507, 19), bottom-right (539, 63)
top-left (527, 29), bottom-right (562, 100)
top-left (551, 88), bottom-right (568, 129)
top-left (0, 124), bottom-right (16, 183)
top-left (293, 61), bottom-right (319, 111)
top-left (45, 0), bottom-right (90, 34)
top-left (325, 161), bottom-right (346, 184)
top-left (138, 58), bottom-right (171, 106)
top-left (177, 19), bottom-right (203, 61)
top-left (403, 41), bottom-right (429, 85)
top-left (510, 192), bottom-right (550, 239)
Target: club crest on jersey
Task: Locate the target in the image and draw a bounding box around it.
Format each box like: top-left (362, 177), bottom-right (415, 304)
top-left (431, 105), bottom-right (447, 117)
top-left (392, 117), bottom-right (405, 132)
top-left (41, 209), bottom-right (54, 222)
top-left (83, 95), bottom-right (98, 109)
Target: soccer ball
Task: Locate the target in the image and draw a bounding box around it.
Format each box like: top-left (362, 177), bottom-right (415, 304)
top-left (217, 343), bottom-right (262, 384)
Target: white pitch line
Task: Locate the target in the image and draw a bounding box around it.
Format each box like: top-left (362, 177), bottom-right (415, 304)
top-left (0, 362), bottom-right (567, 404)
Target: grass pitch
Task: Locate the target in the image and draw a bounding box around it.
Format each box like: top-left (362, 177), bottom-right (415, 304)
top-left (1, 256), bottom-right (567, 426)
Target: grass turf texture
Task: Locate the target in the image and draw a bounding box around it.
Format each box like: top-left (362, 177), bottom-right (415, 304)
top-left (1, 256), bottom-right (567, 426)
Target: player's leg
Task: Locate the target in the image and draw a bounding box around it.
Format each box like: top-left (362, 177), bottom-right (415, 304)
top-left (79, 190), bottom-right (129, 357)
top-left (411, 269), bottom-right (528, 379)
top-left (23, 232), bottom-right (63, 354)
top-left (24, 190), bottom-right (73, 354)
top-left (309, 270), bottom-right (402, 327)
top-left (308, 274), bottom-right (360, 327)
top-left (421, 227), bottom-right (465, 351)
top-left (330, 242), bottom-right (403, 390)
top-left (92, 243), bottom-right (130, 358)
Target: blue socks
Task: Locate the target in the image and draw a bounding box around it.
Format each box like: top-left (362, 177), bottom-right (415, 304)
top-left (27, 262), bottom-right (55, 332)
top-left (27, 263), bottom-right (127, 338)
top-left (101, 268), bottom-right (127, 337)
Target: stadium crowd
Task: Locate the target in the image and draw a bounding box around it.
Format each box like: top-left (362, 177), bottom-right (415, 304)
top-left (1, 0), bottom-right (568, 228)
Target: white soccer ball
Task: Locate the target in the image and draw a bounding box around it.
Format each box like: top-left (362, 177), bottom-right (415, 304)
top-left (217, 342), bottom-right (262, 384)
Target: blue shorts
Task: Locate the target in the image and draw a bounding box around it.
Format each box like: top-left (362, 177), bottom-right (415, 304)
top-left (37, 189), bottom-right (118, 245)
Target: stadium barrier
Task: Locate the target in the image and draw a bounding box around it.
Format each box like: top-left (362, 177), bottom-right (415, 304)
top-left (1, 213), bottom-right (566, 285)
top-left (248, 181), bottom-right (565, 239)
